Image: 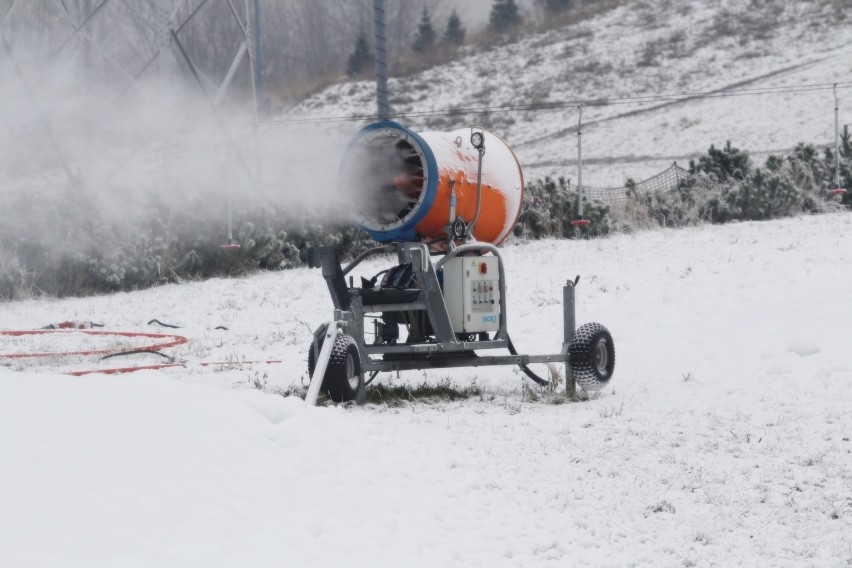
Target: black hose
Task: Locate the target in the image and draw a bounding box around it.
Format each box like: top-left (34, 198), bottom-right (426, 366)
top-left (101, 350), bottom-right (174, 362)
top-left (506, 334), bottom-right (550, 387)
top-left (364, 370), bottom-right (380, 386)
top-left (147, 319), bottom-right (181, 329)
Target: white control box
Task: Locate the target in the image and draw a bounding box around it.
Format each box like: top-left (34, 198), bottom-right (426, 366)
top-left (441, 255), bottom-right (501, 333)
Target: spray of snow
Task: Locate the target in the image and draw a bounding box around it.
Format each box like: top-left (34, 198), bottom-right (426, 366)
top-left (0, 45), bottom-right (357, 260)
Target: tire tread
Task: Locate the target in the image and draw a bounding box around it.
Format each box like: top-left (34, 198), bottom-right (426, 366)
top-left (307, 329), bottom-right (360, 402)
top-left (569, 322), bottom-right (615, 392)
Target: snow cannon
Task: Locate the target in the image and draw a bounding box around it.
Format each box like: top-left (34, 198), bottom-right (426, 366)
top-left (306, 121), bottom-right (617, 406)
top-left (341, 121), bottom-right (524, 246)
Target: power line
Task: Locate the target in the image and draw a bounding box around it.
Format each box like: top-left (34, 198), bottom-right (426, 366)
top-left (263, 81), bottom-right (852, 126)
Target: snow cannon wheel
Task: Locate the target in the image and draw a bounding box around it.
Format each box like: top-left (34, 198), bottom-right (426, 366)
top-left (569, 323), bottom-right (615, 392)
top-left (307, 325), bottom-right (363, 403)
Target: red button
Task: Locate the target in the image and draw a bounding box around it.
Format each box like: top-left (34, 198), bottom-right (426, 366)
top-left (479, 263), bottom-right (488, 274)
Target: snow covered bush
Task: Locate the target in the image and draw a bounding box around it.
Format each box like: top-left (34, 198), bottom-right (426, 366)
top-left (0, 184), bottom-right (375, 299)
top-left (515, 176), bottom-right (612, 239)
top-left (831, 126), bottom-right (852, 208)
top-left (0, 248), bottom-right (29, 300)
top-left (683, 142), bottom-right (832, 223)
top-left (618, 142), bottom-right (841, 231)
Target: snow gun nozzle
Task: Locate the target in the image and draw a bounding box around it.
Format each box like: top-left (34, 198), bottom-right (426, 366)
top-left (341, 121), bottom-right (524, 246)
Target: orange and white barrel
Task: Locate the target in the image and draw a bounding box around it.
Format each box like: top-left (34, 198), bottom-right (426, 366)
top-left (341, 121), bottom-right (524, 246)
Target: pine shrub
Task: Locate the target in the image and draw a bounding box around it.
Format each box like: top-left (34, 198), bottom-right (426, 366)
top-left (444, 9), bottom-right (466, 45)
top-left (346, 31), bottom-right (372, 77)
top-left (539, 0), bottom-right (574, 15)
top-left (621, 141), bottom-right (839, 230)
top-left (0, 250), bottom-right (28, 300)
top-left (412, 8), bottom-right (436, 54)
top-left (834, 126), bottom-right (852, 207)
top-left (489, 0), bottom-right (523, 34)
top-left (515, 176), bottom-right (611, 239)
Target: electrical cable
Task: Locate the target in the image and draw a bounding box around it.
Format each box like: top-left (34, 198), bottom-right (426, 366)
top-left (365, 370), bottom-right (380, 386)
top-left (506, 333), bottom-right (551, 387)
top-left (100, 349), bottom-right (175, 362)
top-left (147, 319), bottom-right (182, 328)
top-left (262, 81), bottom-right (852, 126)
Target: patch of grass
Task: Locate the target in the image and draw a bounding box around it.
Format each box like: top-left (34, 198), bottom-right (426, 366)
top-left (569, 389), bottom-right (591, 402)
top-left (273, 384), bottom-right (308, 399)
top-left (645, 500), bottom-right (676, 516)
top-left (524, 378), bottom-right (591, 404)
top-left (598, 400), bottom-right (625, 418)
top-left (247, 371), bottom-right (268, 391)
top-left (364, 378), bottom-right (483, 406)
top-left (278, 374), bottom-right (597, 408)
top-left (522, 381), bottom-right (540, 402)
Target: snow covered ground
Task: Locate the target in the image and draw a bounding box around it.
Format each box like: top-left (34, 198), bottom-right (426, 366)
top-left (2, 212), bottom-right (851, 567)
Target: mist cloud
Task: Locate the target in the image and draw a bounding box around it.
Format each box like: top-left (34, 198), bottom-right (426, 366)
top-left (0, 45), bottom-right (361, 263)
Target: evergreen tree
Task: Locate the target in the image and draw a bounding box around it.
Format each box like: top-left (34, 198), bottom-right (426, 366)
top-left (688, 141), bottom-right (751, 182)
top-left (412, 7), bottom-right (437, 54)
top-left (444, 9), bottom-right (466, 45)
top-left (539, 0), bottom-right (573, 14)
top-left (489, 0), bottom-right (522, 33)
top-left (346, 30), bottom-right (372, 77)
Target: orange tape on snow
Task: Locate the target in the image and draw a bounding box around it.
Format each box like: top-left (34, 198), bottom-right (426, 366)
top-left (0, 330), bottom-right (188, 359)
top-left (68, 360), bottom-right (285, 377)
top-left (1, 330), bottom-right (285, 377)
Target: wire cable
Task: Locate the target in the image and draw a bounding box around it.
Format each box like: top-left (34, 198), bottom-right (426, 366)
top-left (506, 333), bottom-right (551, 387)
top-left (263, 81), bottom-right (852, 126)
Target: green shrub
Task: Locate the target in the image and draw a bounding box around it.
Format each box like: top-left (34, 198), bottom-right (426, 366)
top-left (489, 0), bottom-right (523, 33)
top-left (515, 176), bottom-right (611, 239)
top-left (0, 250), bottom-right (29, 300)
top-left (677, 142), bottom-right (831, 224)
top-left (0, 187), bottom-right (376, 299)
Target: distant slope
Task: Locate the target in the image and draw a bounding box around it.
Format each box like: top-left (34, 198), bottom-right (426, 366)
top-left (291, 0), bottom-right (852, 186)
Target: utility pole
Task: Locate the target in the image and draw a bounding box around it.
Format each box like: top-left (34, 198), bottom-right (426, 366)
top-left (82, 0), bottom-right (92, 77)
top-left (571, 106), bottom-right (590, 236)
top-left (155, 0), bottom-right (175, 80)
top-left (577, 106), bottom-right (583, 220)
top-left (834, 85), bottom-right (841, 189)
top-left (373, 0), bottom-right (389, 120)
top-left (830, 85), bottom-right (848, 197)
top-left (253, 0), bottom-right (264, 115)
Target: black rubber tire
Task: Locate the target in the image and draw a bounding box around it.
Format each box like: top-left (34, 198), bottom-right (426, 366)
top-left (307, 329), bottom-right (361, 403)
top-left (568, 322), bottom-right (615, 392)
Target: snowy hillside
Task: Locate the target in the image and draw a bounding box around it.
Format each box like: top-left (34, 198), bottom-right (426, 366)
top-left (292, 0), bottom-right (852, 186)
top-left (2, 213), bottom-right (851, 567)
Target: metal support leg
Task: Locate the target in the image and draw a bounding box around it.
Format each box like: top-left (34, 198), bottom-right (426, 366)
top-left (305, 320), bottom-right (340, 406)
top-left (563, 279), bottom-right (576, 398)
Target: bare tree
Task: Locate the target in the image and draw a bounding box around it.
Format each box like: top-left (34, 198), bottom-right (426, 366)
top-left (2, 0), bottom-right (454, 105)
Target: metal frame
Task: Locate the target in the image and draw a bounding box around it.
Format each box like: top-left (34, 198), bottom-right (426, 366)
top-left (2, 0), bottom-right (261, 192)
top-left (307, 241), bottom-right (577, 403)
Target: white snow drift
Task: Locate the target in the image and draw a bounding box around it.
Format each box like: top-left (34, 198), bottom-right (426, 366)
top-left (2, 213), bottom-right (851, 567)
